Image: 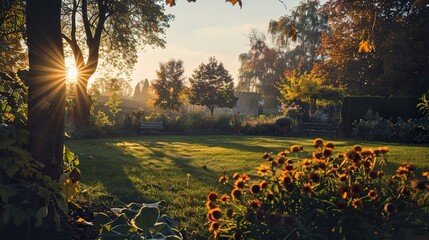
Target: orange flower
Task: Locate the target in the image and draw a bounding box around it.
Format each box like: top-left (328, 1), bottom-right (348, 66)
top-left (384, 202), bottom-right (397, 216)
top-left (290, 145), bottom-right (303, 153)
top-left (323, 148), bottom-right (333, 158)
top-left (257, 164), bottom-right (272, 176)
top-left (250, 199), bottom-right (262, 209)
top-left (339, 185), bottom-right (350, 199)
top-left (232, 172), bottom-right (240, 180)
top-left (207, 208), bottom-right (222, 222)
top-left (207, 192), bottom-right (218, 201)
top-left (301, 183), bottom-right (314, 196)
top-left (368, 189), bottom-right (379, 201)
top-left (250, 184), bottom-right (261, 194)
top-left (259, 180), bottom-right (269, 189)
top-left (284, 164), bottom-right (295, 172)
top-left (309, 172), bottom-right (320, 183)
top-left (325, 142), bottom-right (335, 149)
top-left (353, 145), bottom-right (362, 152)
top-left (240, 174), bottom-right (250, 182)
top-left (206, 200), bottom-right (218, 209)
top-left (209, 221), bottom-right (220, 232)
top-left (279, 174), bottom-right (293, 186)
top-left (352, 198), bottom-right (363, 209)
top-left (231, 188), bottom-right (242, 200)
top-left (218, 175), bottom-right (229, 184)
top-left (234, 179), bottom-right (246, 189)
top-left (219, 194), bottom-right (230, 204)
top-left (313, 138), bottom-right (324, 148)
top-left (266, 191), bottom-right (275, 201)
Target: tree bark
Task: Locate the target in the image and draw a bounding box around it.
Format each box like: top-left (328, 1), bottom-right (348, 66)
top-left (26, 0), bottom-right (65, 179)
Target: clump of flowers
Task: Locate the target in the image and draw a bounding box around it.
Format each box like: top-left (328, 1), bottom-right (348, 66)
top-left (205, 138), bottom-right (429, 239)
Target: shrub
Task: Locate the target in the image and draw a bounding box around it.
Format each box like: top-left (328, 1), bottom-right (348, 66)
top-left (352, 110), bottom-right (429, 143)
top-left (274, 116), bottom-right (294, 127)
top-left (205, 138), bottom-right (429, 239)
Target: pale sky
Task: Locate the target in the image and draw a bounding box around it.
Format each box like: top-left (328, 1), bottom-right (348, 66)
top-left (127, 0), bottom-right (303, 87)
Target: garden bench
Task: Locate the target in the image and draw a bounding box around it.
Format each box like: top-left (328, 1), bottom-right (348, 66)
top-left (140, 121), bottom-right (163, 135)
top-left (302, 122), bottom-right (338, 138)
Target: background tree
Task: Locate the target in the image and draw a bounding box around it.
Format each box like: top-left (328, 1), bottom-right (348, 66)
top-left (278, 70), bottom-right (343, 118)
top-left (61, 0), bottom-right (173, 127)
top-left (237, 0), bottom-right (327, 112)
top-left (133, 79), bottom-right (150, 106)
top-left (189, 57), bottom-right (237, 116)
top-left (0, 0), bottom-right (27, 73)
top-left (152, 59), bottom-right (186, 115)
top-left (318, 0), bottom-right (429, 96)
top-left (105, 78), bottom-right (122, 123)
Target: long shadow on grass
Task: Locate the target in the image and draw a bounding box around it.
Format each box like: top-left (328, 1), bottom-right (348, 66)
top-left (76, 141), bottom-right (156, 203)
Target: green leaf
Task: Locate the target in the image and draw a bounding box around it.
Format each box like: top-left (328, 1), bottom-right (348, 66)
top-left (35, 206), bottom-right (49, 227)
top-left (95, 212), bottom-right (113, 225)
top-left (120, 208), bottom-right (139, 219)
top-left (100, 230), bottom-right (128, 240)
top-left (109, 213), bottom-right (129, 228)
top-left (131, 206), bottom-right (160, 230)
top-left (158, 216), bottom-right (180, 229)
top-left (111, 224), bottom-right (137, 235)
top-left (126, 202), bottom-right (143, 211)
top-left (0, 185), bottom-right (16, 203)
top-left (152, 222), bottom-right (180, 237)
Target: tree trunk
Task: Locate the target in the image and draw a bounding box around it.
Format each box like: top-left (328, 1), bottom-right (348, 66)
top-left (26, 0), bottom-right (65, 179)
top-left (73, 74), bottom-right (91, 127)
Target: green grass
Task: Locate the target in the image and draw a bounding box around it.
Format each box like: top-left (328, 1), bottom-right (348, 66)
top-left (66, 135), bottom-right (429, 239)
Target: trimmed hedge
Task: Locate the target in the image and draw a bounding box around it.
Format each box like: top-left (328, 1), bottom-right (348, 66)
top-left (341, 96), bottom-right (420, 134)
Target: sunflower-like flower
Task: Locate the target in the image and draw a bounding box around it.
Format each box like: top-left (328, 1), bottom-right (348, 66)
top-left (352, 198), bottom-right (363, 209)
top-left (234, 179), bottom-right (246, 189)
top-left (351, 183), bottom-right (363, 195)
top-left (207, 208), bottom-right (222, 222)
top-left (207, 192), bottom-right (218, 201)
top-left (259, 180), bottom-right (269, 189)
top-left (250, 199), bottom-right (262, 209)
top-left (368, 189), bottom-right (379, 201)
top-left (353, 145), bottom-right (362, 152)
top-left (250, 184), bottom-right (261, 194)
top-left (231, 188), bottom-right (242, 200)
top-left (283, 164), bottom-right (295, 172)
top-left (206, 200), bottom-right (218, 209)
top-left (279, 174), bottom-right (293, 187)
top-left (266, 191), bottom-right (275, 201)
top-left (232, 172), bottom-right (240, 180)
top-left (325, 142), bottom-right (335, 149)
top-left (218, 175), bottom-right (229, 184)
top-left (219, 194), bottom-right (230, 204)
top-left (339, 185), bottom-right (350, 199)
top-left (313, 138), bottom-right (324, 148)
top-left (257, 164), bottom-right (272, 176)
top-left (411, 179), bottom-right (428, 191)
top-left (240, 174), bottom-right (250, 182)
top-left (301, 183), bottom-right (314, 197)
top-left (309, 172), bottom-right (321, 183)
top-left (290, 145), bottom-right (303, 153)
top-left (323, 148), bottom-right (333, 158)
top-left (384, 202), bottom-right (397, 216)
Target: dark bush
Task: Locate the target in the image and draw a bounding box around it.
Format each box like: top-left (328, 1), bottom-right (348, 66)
top-left (352, 110), bottom-right (429, 143)
top-left (275, 116), bottom-right (294, 127)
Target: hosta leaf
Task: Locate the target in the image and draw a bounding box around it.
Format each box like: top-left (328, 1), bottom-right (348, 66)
top-left (131, 206), bottom-right (159, 230)
top-left (95, 212), bottom-right (113, 225)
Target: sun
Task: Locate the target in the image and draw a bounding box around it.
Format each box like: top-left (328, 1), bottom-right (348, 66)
top-left (66, 66), bottom-right (78, 83)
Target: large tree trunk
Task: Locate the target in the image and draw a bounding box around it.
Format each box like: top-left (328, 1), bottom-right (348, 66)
top-left (26, 0), bottom-right (65, 179)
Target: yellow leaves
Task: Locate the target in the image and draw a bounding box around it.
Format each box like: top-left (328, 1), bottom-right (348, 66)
top-left (61, 178), bottom-right (79, 202)
top-left (166, 0), bottom-right (242, 8)
top-left (414, 0), bottom-right (428, 9)
top-left (166, 0), bottom-right (175, 7)
top-left (227, 0), bottom-right (243, 8)
top-left (358, 40), bottom-right (375, 53)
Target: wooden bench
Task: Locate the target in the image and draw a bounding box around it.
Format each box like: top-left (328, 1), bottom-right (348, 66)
top-left (302, 122), bottom-right (338, 138)
top-left (140, 121), bottom-right (163, 135)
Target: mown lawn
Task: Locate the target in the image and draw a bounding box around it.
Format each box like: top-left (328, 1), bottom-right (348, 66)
top-left (66, 135), bottom-right (429, 239)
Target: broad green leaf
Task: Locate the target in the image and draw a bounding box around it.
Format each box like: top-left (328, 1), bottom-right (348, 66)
top-left (35, 206), bottom-right (49, 227)
top-left (131, 206), bottom-right (159, 230)
top-left (94, 212), bottom-right (112, 225)
top-left (120, 208), bottom-right (138, 219)
top-left (111, 224), bottom-right (137, 235)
